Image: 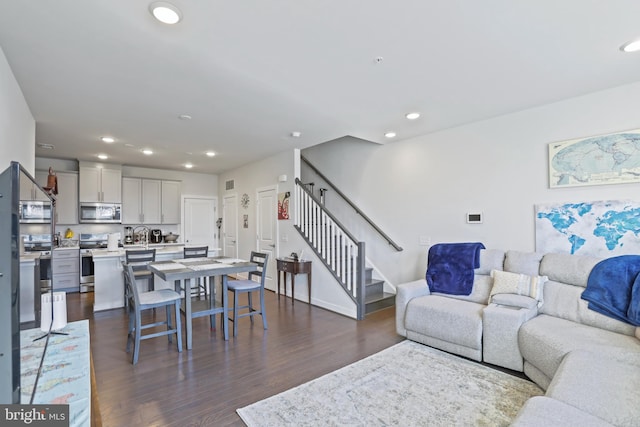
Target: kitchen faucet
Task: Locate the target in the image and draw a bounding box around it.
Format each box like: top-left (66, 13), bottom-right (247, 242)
top-left (133, 226), bottom-right (150, 248)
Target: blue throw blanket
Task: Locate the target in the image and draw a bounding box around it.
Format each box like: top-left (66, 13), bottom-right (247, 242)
top-left (426, 242), bottom-right (485, 296)
top-left (581, 255), bottom-right (640, 326)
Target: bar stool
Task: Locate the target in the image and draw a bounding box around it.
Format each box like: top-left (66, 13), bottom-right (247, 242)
top-left (183, 246), bottom-right (209, 299)
top-left (124, 249), bottom-right (156, 307)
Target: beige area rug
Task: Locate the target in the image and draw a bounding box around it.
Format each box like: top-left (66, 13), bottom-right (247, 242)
top-left (237, 340), bottom-right (543, 426)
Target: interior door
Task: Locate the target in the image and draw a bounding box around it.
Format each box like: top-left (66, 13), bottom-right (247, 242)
top-left (223, 194), bottom-right (238, 258)
top-left (183, 197), bottom-right (217, 250)
top-left (257, 187), bottom-right (277, 290)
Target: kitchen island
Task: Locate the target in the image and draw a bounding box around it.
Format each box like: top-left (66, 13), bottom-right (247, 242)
top-left (92, 244), bottom-right (220, 311)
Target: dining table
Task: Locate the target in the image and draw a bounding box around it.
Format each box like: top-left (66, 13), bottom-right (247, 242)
top-left (147, 256), bottom-right (258, 350)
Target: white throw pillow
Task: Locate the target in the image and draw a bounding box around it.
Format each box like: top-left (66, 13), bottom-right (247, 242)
top-left (490, 269), bottom-right (547, 307)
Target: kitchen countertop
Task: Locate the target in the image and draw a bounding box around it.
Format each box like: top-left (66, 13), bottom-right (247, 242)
top-left (92, 244), bottom-right (186, 259)
top-left (19, 252), bottom-right (40, 262)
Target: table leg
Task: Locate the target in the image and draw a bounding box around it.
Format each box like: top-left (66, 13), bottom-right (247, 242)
top-left (222, 275), bottom-right (229, 340)
top-left (185, 278), bottom-right (192, 350)
top-left (277, 270), bottom-right (281, 300)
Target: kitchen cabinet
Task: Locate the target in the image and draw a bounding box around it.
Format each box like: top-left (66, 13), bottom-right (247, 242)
top-left (122, 177), bottom-right (180, 224)
top-left (20, 170), bottom-right (49, 201)
top-left (53, 171), bottom-right (78, 224)
top-left (52, 248), bottom-right (79, 292)
top-left (79, 165), bottom-right (121, 203)
top-left (161, 180), bottom-right (180, 224)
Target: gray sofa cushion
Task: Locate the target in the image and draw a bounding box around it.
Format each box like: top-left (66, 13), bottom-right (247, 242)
top-left (511, 396), bottom-right (613, 427)
top-left (547, 350), bottom-right (640, 427)
top-left (541, 280), bottom-right (636, 336)
top-left (519, 314), bottom-right (640, 380)
top-left (405, 295), bottom-right (484, 351)
top-left (474, 249), bottom-right (505, 275)
top-left (504, 251), bottom-right (543, 276)
top-left (434, 275), bottom-right (492, 305)
top-left (539, 252), bottom-right (601, 287)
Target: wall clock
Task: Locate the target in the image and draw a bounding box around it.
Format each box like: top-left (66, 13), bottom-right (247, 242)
top-left (241, 193), bottom-right (250, 209)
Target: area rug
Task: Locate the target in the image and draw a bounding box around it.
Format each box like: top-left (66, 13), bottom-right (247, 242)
top-left (237, 340), bottom-right (543, 426)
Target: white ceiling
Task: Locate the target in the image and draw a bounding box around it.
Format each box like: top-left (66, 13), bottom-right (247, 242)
top-left (1, 1), bottom-right (640, 174)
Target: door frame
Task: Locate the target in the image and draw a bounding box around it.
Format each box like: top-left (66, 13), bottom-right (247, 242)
top-left (181, 195), bottom-right (218, 248)
top-left (256, 185), bottom-right (278, 291)
top-left (223, 192), bottom-right (239, 259)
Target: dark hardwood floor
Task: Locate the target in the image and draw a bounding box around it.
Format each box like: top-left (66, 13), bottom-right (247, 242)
top-left (67, 290), bottom-right (403, 427)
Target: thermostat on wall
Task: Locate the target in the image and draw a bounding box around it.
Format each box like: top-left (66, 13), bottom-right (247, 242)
top-left (466, 213), bottom-right (483, 224)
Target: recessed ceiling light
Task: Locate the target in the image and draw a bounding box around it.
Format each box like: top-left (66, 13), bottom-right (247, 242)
top-left (184, 163), bottom-right (194, 169)
top-left (142, 149), bottom-right (153, 155)
top-left (405, 112), bottom-right (421, 120)
top-left (291, 131), bottom-right (302, 138)
top-left (101, 136), bottom-right (115, 143)
top-left (205, 151), bottom-right (216, 157)
top-left (98, 154), bottom-right (108, 160)
top-left (149, 2), bottom-right (182, 24)
top-left (384, 132), bottom-right (397, 139)
top-left (620, 39), bottom-right (640, 52)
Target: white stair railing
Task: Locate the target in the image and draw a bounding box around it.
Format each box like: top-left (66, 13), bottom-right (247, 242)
top-left (295, 179), bottom-right (365, 318)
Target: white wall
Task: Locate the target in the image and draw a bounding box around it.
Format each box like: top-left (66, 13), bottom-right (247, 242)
top-left (0, 47), bottom-right (35, 174)
top-left (218, 149), bottom-right (358, 317)
top-left (302, 82), bottom-right (640, 286)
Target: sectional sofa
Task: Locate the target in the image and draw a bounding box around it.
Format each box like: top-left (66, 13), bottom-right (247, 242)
top-left (395, 249), bottom-right (640, 426)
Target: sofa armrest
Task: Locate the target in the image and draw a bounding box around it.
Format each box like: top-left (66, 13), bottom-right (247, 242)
top-left (483, 302), bottom-right (538, 371)
top-left (491, 294), bottom-right (539, 310)
top-left (396, 279), bottom-right (430, 336)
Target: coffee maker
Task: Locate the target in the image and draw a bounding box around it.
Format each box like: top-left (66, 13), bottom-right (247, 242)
top-left (124, 226), bottom-right (133, 245)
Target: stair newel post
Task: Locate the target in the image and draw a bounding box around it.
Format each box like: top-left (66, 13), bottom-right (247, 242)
top-left (356, 242), bottom-right (366, 320)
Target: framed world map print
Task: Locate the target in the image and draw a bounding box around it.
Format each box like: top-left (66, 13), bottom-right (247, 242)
top-left (535, 200), bottom-right (640, 256)
top-left (548, 129), bottom-right (640, 188)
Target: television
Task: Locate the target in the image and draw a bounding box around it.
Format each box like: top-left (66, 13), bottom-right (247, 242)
top-left (0, 161), bottom-right (56, 404)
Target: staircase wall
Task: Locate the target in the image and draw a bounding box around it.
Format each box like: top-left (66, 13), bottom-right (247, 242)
top-left (302, 82), bottom-right (640, 284)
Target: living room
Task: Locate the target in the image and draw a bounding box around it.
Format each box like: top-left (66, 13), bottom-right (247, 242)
top-left (2, 2), bottom-right (640, 426)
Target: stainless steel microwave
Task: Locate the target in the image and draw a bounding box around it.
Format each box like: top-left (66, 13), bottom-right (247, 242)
top-left (19, 201), bottom-right (52, 223)
top-left (79, 202), bottom-right (121, 223)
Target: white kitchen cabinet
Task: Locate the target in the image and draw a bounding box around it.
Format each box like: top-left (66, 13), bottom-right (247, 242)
top-left (79, 165), bottom-right (122, 203)
top-left (20, 170), bottom-right (50, 201)
top-left (161, 180), bottom-right (180, 224)
top-left (53, 171), bottom-right (78, 224)
top-left (122, 177), bottom-right (142, 224)
top-left (122, 177), bottom-right (180, 224)
top-left (142, 179), bottom-right (162, 223)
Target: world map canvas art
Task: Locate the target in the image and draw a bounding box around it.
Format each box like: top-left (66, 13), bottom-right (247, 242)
top-left (548, 129), bottom-right (640, 188)
top-left (535, 200), bottom-right (640, 256)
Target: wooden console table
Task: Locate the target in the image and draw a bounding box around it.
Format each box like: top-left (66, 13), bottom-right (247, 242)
top-left (277, 258), bottom-right (312, 304)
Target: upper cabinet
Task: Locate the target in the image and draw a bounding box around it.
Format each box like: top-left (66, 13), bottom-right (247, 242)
top-left (20, 170), bottom-right (50, 201)
top-left (122, 177), bottom-right (180, 224)
top-left (54, 171), bottom-right (78, 224)
top-left (79, 163), bottom-right (122, 203)
top-left (161, 180), bottom-right (180, 224)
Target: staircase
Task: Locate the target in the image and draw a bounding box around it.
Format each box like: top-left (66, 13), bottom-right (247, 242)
top-left (363, 266), bottom-right (395, 314)
top-left (294, 178), bottom-right (396, 319)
